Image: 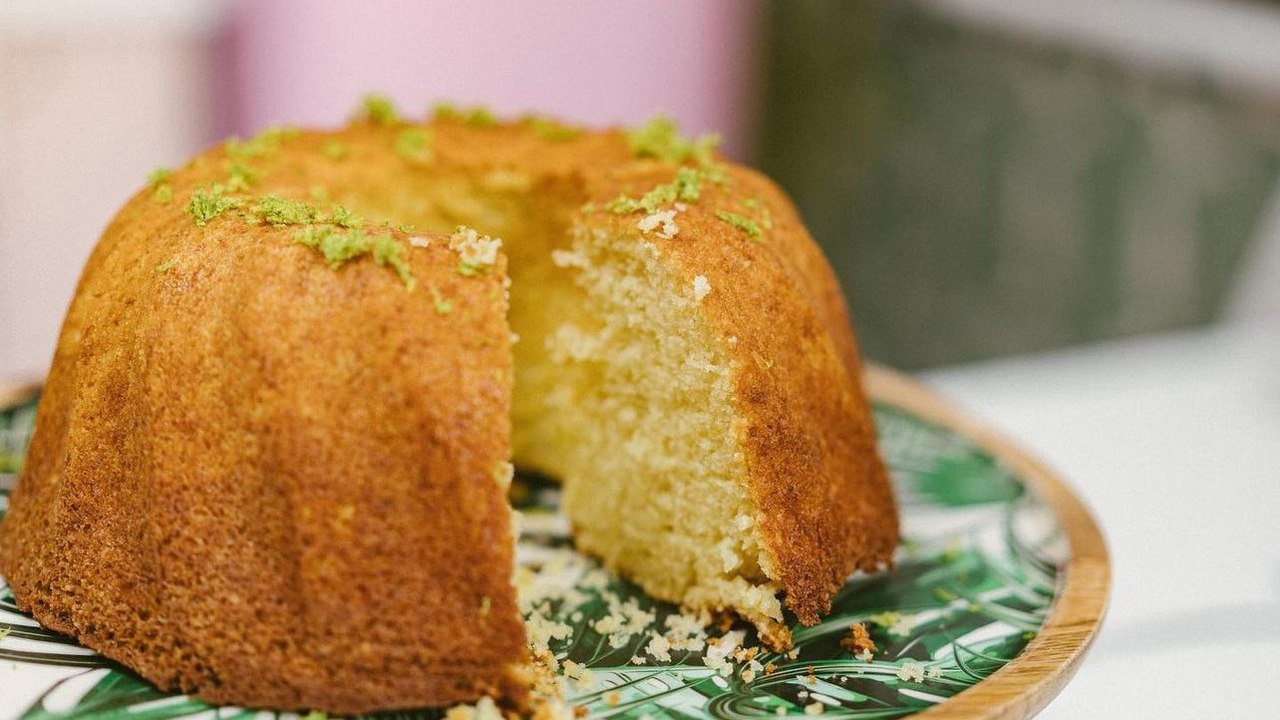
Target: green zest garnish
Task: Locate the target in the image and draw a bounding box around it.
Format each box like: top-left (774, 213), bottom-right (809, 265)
top-left (428, 285), bottom-right (453, 315)
top-left (148, 167), bottom-right (174, 203)
top-left (323, 140), bottom-right (348, 161)
top-left (433, 103), bottom-right (499, 127)
top-left (227, 163), bottom-right (261, 192)
top-left (716, 210), bottom-right (762, 240)
top-left (295, 226), bottom-right (357, 265)
top-left (357, 94), bottom-right (399, 125)
top-left (329, 205), bottom-right (364, 228)
top-left (526, 114), bottom-right (583, 141)
top-left (186, 185), bottom-right (242, 227)
top-left (627, 116), bottom-right (721, 165)
top-left (252, 195), bottom-right (320, 226)
top-left (464, 107), bottom-right (499, 127)
top-left (742, 198), bottom-right (773, 229)
top-left (394, 127), bottom-right (434, 163)
top-left (294, 227), bottom-right (415, 290)
top-left (603, 196), bottom-right (641, 214)
top-left (226, 125), bottom-right (298, 161)
top-left (371, 234), bottom-right (415, 289)
top-left (605, 166), bottom-right (704, 214)
top-left (155, 259), bottom-right (177, 273)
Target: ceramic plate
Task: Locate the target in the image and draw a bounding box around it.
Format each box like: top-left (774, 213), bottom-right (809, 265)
top-left (0, 368), bottom-right (1107, 719)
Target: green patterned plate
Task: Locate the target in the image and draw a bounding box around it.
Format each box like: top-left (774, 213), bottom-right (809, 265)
top-left (0, 369), bottom-right (1108, 719)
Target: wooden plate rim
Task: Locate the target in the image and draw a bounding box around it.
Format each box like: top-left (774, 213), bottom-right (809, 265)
top-left (863, 365), bottom-right (1110, 719)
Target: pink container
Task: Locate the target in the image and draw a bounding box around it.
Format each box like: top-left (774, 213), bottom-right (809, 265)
top-left (224, 0), bottom-right (760, 158)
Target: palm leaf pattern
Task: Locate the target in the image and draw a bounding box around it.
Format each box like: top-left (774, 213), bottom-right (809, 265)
top-left (0, 394), bottom-right (1063, 719)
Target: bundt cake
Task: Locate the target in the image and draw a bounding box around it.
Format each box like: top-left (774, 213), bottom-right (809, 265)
top-left (0, 98), bottom-right (898, 714)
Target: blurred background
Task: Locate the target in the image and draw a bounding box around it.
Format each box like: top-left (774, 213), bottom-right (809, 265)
top-left (1, 0), bottom-right (1278, 716)
top-left (2, 0), bottom-right (1279, 373)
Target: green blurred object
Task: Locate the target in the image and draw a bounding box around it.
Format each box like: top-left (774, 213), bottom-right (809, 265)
top-left (756, 1), bottom-right (1280, 368)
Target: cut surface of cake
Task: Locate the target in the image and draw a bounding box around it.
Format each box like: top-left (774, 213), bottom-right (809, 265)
top-left (0, 99), bottom-right (898, 713)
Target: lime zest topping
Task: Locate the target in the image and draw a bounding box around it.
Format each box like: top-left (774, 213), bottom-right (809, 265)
top-left (433, 103), bottom-right (500, 127)
top-left (742, 198), bottom-right (773, 229)
top-left (227, 163), bottom-right (261, 192)
top-left (155, 259), bottom-right (177, 273)
top-left (604, 195), bottom-right (640, 214)
top-left (151, 184), bottom-right (173, 205)
top-left (716, 210), bottom-right (762, 240)
top-left (674, 166), bottom-right (704, 198)
top-left (606, 166), bottom-right (704, 214)
top-left (293, 226), bottom-right (415, 290)
top-left (627, 116), bottom-right (722, 165)
top-left (394, 127), bottom-right (434, 163)
top-left (294, 226), bottom-right (344, 264)
top-left (371, 234), bottom-right (416, 290)
top-left (147, 167), bottom-right (172, 186)
top-left (328, 205), bottom-right (364, 228)
top-left (323, 140), bottom-right (348, 161)
top-left (357, 94), bottom-right (399, 126)
top-left (465, 107), bottom-right (499, 128)
top-left (186, 185), bottom-right (242, 227)
top-left (252, 195), bottom-right (320, 226)
top-left (428, 284), bottom-right (453, 315)
top-left (226, 125), bottom-right (298, 161)
top-left (701, 162), bottom-right (730, 185)
top-left (525, 114), bottom-right (583, 141)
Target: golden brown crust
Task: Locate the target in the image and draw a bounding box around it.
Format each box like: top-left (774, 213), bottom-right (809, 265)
top-left (0, 113), bottom-right (896, 710)
top-left (0, 172), bottom-right (528, 712)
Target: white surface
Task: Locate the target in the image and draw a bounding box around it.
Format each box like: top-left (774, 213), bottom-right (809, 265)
top-left (0, 0), bottom-right (223, 37)
top-left (0, 2), bottom-right (223, 379)
top-left (925, 318), bottom-right (1280, 717)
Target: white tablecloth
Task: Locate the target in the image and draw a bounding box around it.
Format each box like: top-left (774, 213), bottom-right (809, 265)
top-left (924, 318), bottom-right (1280, 717)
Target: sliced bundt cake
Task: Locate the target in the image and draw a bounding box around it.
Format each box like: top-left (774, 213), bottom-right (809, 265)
top-left (0, 99), bottom-right (898, 713)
